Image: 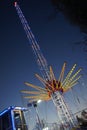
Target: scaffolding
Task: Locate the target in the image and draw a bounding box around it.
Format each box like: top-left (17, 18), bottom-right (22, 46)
top-left (52, 91), bottom-right (76, 129)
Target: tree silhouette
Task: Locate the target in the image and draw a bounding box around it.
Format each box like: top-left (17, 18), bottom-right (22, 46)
top-left (51, 0), bottom-right (87, 52)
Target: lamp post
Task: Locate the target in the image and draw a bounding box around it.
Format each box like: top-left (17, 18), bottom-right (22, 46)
top-left (33, 100), bottom-right (42, 130)
top-left (27, 100), bottom-right (42, 130)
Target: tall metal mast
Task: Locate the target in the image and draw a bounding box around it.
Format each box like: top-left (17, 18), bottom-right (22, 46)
top-left (14, 2), bottom-right (81, 129)
top-left (14, 2), bottom-right (50, 81)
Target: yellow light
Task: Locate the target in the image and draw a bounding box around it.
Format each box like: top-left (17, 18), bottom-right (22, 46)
top-left (21, 63), bottom-right (82, 103)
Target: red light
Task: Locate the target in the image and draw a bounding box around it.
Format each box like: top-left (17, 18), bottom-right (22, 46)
top-left (14, 2), bottom-right (17, 7)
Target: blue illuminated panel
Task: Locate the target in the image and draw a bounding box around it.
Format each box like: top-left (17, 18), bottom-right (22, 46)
top-left (0, 106), bottom-right (28, 130)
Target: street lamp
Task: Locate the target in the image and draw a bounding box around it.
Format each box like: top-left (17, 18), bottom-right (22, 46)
top-left (33, 101), bottom-right (42, 130)
top-left (27, 100), bottom-right (42, 130)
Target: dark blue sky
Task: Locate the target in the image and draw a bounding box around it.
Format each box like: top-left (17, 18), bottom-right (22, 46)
top-left (0, 0), bottom-right (87, 128)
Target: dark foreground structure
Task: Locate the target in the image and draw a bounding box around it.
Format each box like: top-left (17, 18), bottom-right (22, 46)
top-left (76, 110), bottom-right (87, 130)
top-left (0, 106), bottom-right (28, 130)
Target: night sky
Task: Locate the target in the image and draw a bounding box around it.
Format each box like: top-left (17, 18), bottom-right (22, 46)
top-left (0, 0), bottom-right (87, 129)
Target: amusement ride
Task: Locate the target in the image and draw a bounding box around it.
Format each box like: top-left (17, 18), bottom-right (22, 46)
top-left (14, 2), bottom-right (82, 130)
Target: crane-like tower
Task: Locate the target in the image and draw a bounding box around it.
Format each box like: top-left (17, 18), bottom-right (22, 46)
top-left (14, 2), bottom-right (82, 129)
top-left (14, 2), bottom-right (50, 81)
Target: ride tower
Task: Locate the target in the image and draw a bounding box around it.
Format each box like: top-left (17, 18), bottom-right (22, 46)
top-left (14, 2), bottom-right (82, 129)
